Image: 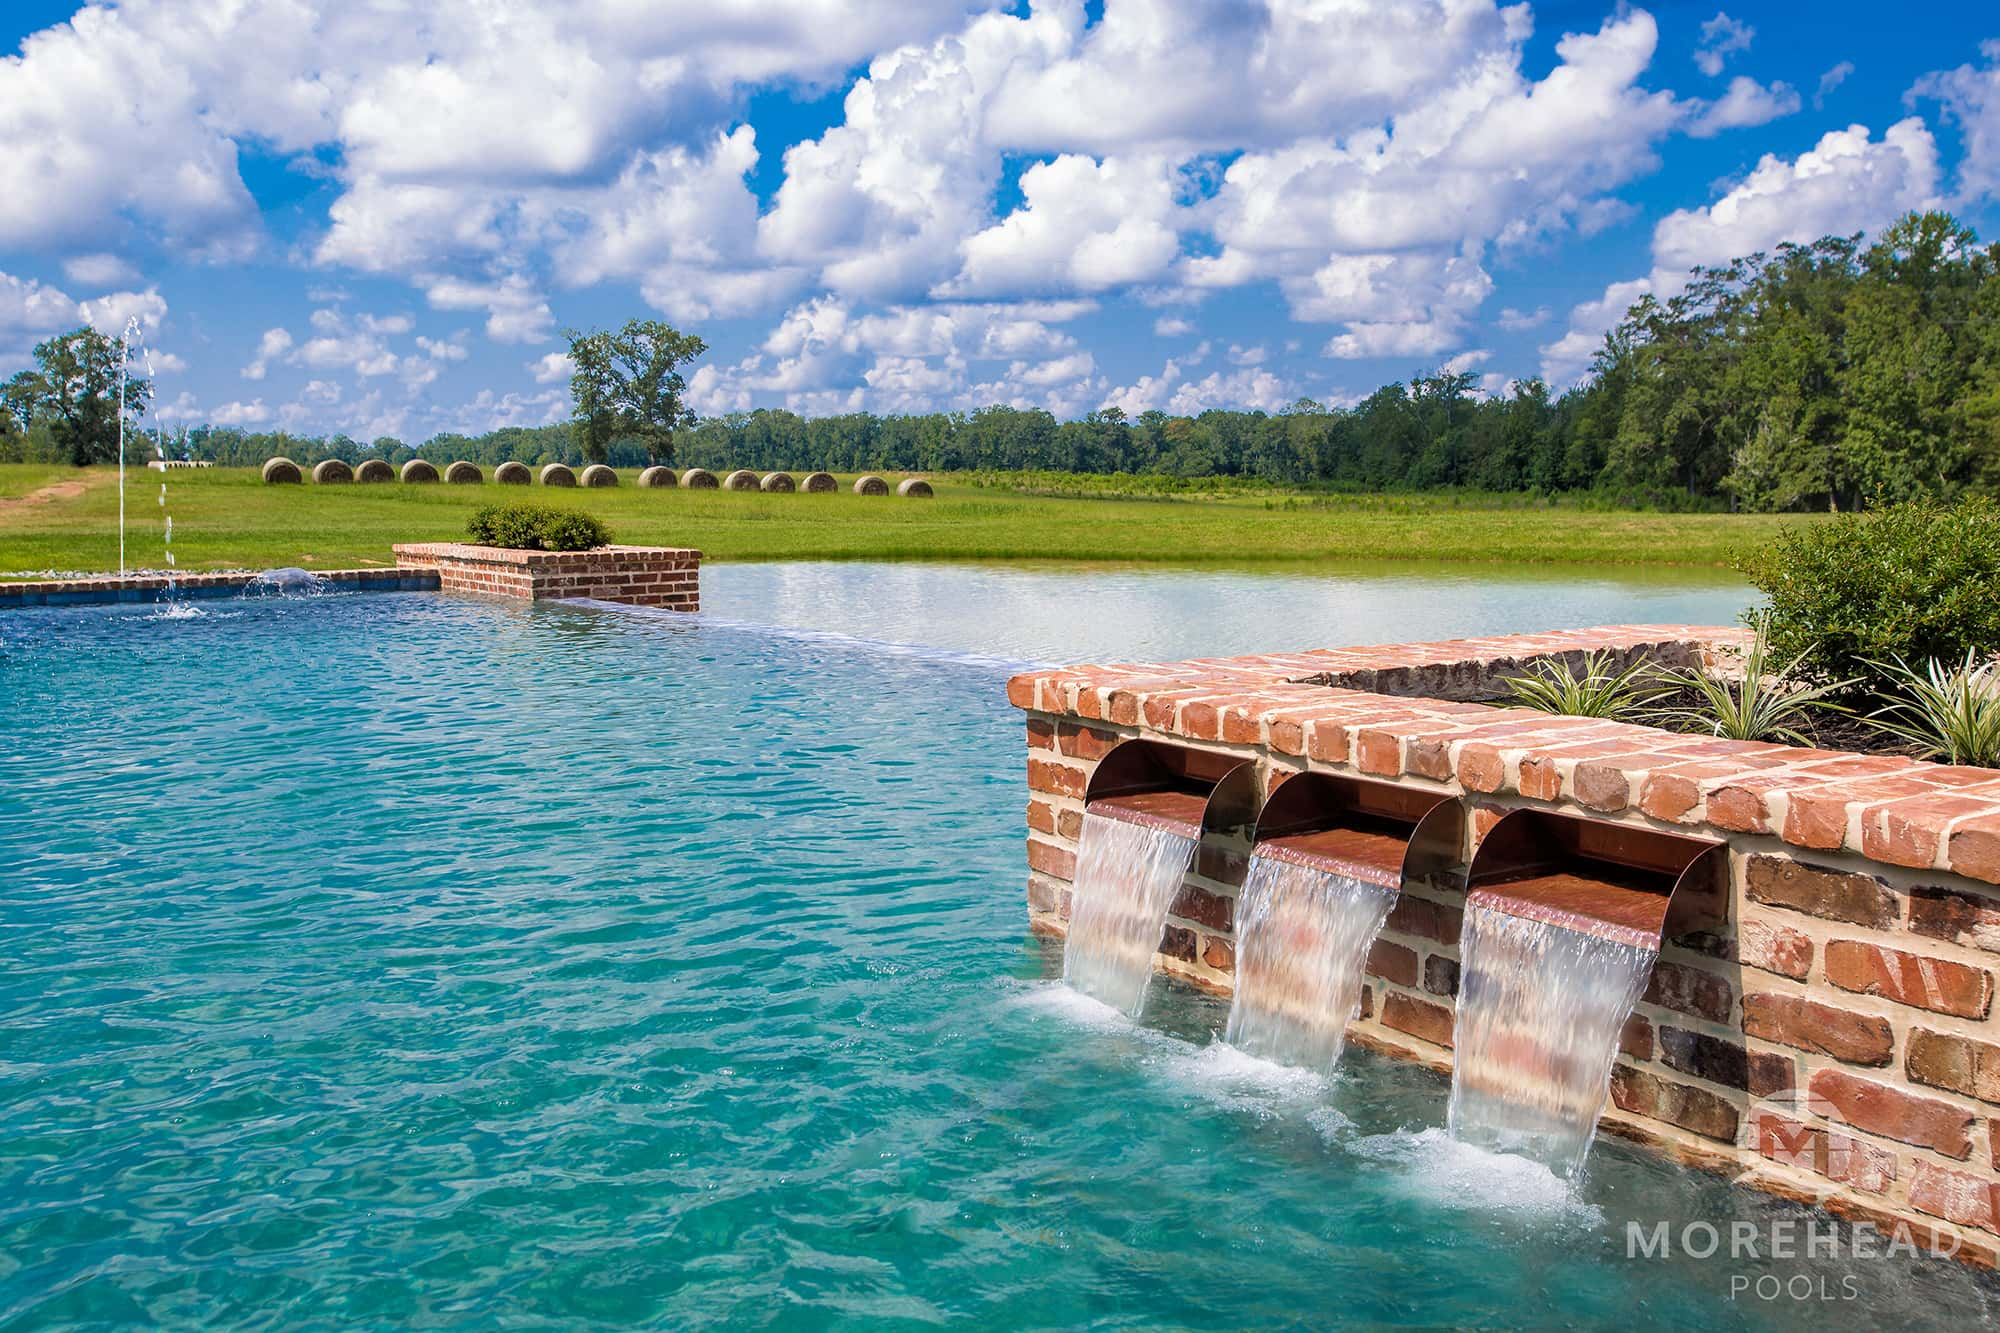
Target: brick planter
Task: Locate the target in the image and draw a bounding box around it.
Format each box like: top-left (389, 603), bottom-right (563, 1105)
top-left (1009, 624), bottom-right (2000, 1265)
top-left (393, 543), bottom-right (699, 610)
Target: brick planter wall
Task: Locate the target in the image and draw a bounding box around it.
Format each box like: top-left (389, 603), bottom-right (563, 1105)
top-left (1009, 624), bottom-right (2000, 1265)
top-left (393, 543), bottom-right (700, 610)
top-left (0, 568), bottom-right (437, 608)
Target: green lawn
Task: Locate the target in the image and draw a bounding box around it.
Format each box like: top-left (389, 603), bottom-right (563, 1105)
top-left (0, 465), bottom-right (1802, 575)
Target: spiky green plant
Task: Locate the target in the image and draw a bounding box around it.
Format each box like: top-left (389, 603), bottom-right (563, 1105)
top-left (1864, 650), bottom-right (2000, 767)
top-left (1502, 649), bottom-right (1674, 721)
top-left (1652, 616), bottom-right (1853, 744)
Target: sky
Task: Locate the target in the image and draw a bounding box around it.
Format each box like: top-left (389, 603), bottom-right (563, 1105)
top-left (1, 0), bottom-right (1997, 444)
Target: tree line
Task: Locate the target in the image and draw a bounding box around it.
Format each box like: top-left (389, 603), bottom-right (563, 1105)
top-left (6, 211), bottom-right (1998, 512)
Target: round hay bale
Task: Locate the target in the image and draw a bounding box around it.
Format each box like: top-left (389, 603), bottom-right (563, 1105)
top-left (680, 467), bottom-right (719, 490)
top-left (638, 466), bottom-right (678, 488)
top-left (311, 458), bottom-right (352, 484)
top-left (445, 460), bottom-right (483, 484)
top-left (400, 458), bottom-right (440, 484)
top-left (261, 456), bottom-right (303, 484)
top-left (852, 474), bottom-right (890, 496)
top-left (897, 477), bottom-right (935, 498)
top-left (540, 463), bottom-right (577, 487)
top-left (354, 458), bottom-right (394, 483)
top-left (580, 464), bottom-right (618, 488)
top-left (760, 471), bottom-right (796, 493)
top-left (722, 469), bottom-right (759, 491)
top-left (801, 471), bottom-right (837, 493)
top-left (494, 461), bottom-right (531, 485)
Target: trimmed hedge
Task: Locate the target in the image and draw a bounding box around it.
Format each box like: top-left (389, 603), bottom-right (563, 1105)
top-left (466, 503), bottom-right (610, 552)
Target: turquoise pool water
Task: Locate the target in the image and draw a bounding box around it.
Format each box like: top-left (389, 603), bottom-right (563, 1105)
top-left (2, 583), bottom-right (1993, 1329)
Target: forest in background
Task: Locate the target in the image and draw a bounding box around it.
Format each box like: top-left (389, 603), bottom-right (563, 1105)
top-left (6, 212), bottom-right (1997, 513)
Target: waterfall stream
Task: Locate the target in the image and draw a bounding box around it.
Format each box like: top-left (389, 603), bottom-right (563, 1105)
top-left (1061, 811), bottom-right (1198, 1016)
top-left (1446, 894), bottom-right (1658, 1179)
top-left (1226, 852), bottom-right (1394, 1074)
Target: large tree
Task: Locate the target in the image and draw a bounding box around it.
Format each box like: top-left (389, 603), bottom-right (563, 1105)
top-left (3, 327), bottom-right (151, 466)
top-left (565, 319), bottom-right (708, 464)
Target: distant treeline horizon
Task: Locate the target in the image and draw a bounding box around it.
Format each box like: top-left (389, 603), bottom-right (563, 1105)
top-left (6, 210), bottom-right (1996, 514)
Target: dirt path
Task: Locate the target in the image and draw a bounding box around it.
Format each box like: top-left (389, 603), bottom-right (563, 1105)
top-left (0, 474), bottom-right (103, 517)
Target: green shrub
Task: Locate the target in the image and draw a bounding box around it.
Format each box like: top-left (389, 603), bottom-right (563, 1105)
top-left (466, 503), bottom-right (609, 551)
top-left (1744, 499), bottom-right (2000, 690)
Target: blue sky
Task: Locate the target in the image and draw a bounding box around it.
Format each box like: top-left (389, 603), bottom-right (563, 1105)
top-left (1, 1), bottom-right (1996, 443)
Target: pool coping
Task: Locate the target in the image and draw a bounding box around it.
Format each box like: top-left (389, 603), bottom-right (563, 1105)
top-left (0, 569), bottom-right (439, 608)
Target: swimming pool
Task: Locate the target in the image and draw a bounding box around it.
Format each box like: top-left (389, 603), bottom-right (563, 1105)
top-left (3, 582), bottom-right (1993, 1328)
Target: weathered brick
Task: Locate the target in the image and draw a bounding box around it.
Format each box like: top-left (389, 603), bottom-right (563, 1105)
top-left (1739, 917), bottom-right (1813, 980)
top-left (1026, 758), bottom-right (1087, 800)
top-left (1055, 723), bottom-right (1122, 761)
top-left (1026, 839), bottom-right (1077, 881)
top-left (1159, 924), bottom-right (1197, 963)
top-left (1659, 1026), bottom-right (1753, 1089)
top-left (1782, 785), bottom-right (1856, 851)
top-left (1907, 1028), bottom-right (2000, 1105)
top-left (1743, 855), bottom-right (1898, 929)
top-left (1202, 934), bottom-right (1234, 972)
top-left (1948, 814), bottom-right (2000, 886)
top-left (1423, 954), bottom-right (1460, 997)
top-left (1620, 1013), bottom-right (1654, 1061)
top-left (1910, 884), bottom-right (2000, 956)
top-left (1638, 771), bottom-right (1701, 822)
top-left (1366, 940), bottom-right (1420, 988)
top-left (1025, 717), bottom-right (1055, 750)
top-left (1644, 959), bottom-right (1732, 1024)
top-left (1405, 736), bottom-right (1453, 781)
top-left (1381, 992), bottom-right (1454, 1047)
top-left (1518, 757), bottom-right (1561, 801)
top-left (1572, 760), bottom-right (1632, 812)
top-left (1825, 939), bottom-right (1993, 1019)
top-left (1306, 720), bottom-right (1349, 764)
top-left (1809, 1069), bottom-right (1976, 1159)
top-left (1195, 843), bottom-right (1246, 884)
top-left (1742, 993), bottom-right (1894, 1066)
top-left (1751, 1111), bottom-right (1897, 1194)
top-left (1910, 1160), bottom-right (2000, 1233)
top-left (1385, 895), bottom-right (1463, 946)
top-left (1609, 1064), bottom-right (1739, 1142)
top-left (1026, 800), bottom-right (1057, 835)
top-left (1170, 884), bottom-right (1233, 933)
top-left (1355, 729), bottom-right (1402, 776)
top-left (1457, 743), bottom-right (1505, 793)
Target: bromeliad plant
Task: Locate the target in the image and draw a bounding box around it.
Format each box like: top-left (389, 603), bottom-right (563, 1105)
top-left (1865, 650), bottom-right (2000, 768)
top-left (1652, 615), bottom-right (1854, 745)
top-left (1502, 649), bottom-right (1674, 721)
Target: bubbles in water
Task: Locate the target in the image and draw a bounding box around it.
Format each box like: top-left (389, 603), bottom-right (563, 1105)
top-left (1227, 852), bottom-right (1394, 1074)
top-left (1060, 812), bottom-right (1197, 1016)
top-left (1345, 1126), bottom-right (1606, 1228)
top-left (244, 567), bottom-right (332, 597)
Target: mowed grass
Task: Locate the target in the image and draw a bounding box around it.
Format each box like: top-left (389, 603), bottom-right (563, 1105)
top-left (0, 464), bottom-right (1803, 574)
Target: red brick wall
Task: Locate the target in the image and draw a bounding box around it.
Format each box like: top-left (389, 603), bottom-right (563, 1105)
top-left (1011, 625), bottom-right (2000, 1265)
top-left (393, 543), bottom-right (699, 610)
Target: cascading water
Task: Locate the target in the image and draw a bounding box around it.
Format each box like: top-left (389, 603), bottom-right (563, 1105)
top-left (1060, 811), bottom-right (1197, 1016)
top-left (1446, 895), bottom-right (1658, 1180)
top-left (1225, 852), bottom-right (1394, 1073)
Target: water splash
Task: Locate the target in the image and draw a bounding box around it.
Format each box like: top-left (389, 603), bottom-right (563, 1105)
top-left (243, 568), bottom-right (332, 597)
top-left (1447, 897), bottom-right (1657, 1180)
top-left (1226, 852), bottom-right (1394, 1074)
top-left (1060, 811), bottom-right (1196, 1016)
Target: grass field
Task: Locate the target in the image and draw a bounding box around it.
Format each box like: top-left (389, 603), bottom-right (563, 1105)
top-left (0, 465), bottom-right (1802, 575)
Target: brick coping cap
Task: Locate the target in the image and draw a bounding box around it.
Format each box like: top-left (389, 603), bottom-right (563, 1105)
top-left (1008, 623), bottom-right (2000, 886)
top-left (393, 542), bottom-right (702, 565)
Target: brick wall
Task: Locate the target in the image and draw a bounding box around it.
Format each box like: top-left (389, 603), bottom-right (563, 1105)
top-left (393, 543), bottom-right (700, 610)
top-left (0, 569), bottom-right (438, 608)
top-left (1010, 625), bottom-right (2000, 1265)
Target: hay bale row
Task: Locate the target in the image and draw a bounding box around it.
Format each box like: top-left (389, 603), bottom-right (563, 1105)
top-left (268, 456), bottom-right (931, 497)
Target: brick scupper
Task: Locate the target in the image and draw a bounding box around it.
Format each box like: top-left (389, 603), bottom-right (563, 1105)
top-left (1010, 624), bottom-right (2000, 1266)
